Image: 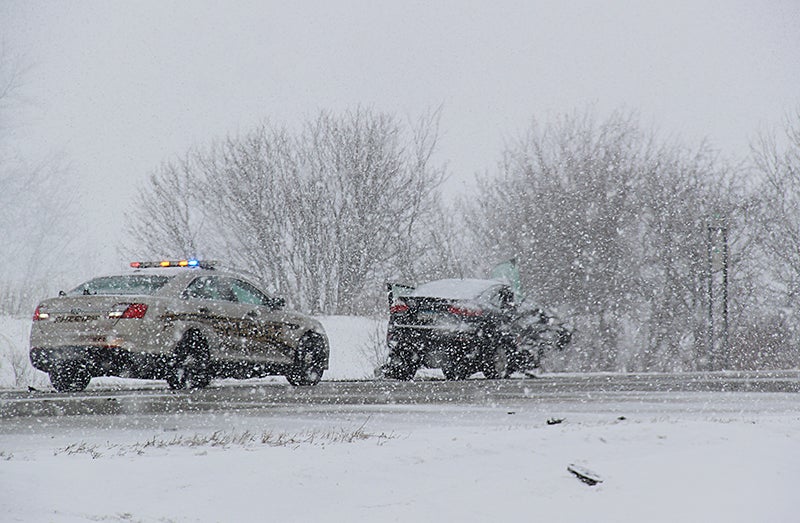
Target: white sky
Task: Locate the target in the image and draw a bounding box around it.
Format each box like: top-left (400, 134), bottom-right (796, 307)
top-left (2, 0), bottom-right (799, 267)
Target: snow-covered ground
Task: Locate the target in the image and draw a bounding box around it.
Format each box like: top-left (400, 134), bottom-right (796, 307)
top-left (2, 391), bottom-right (797, 522)
top-left (1, 314), bottom-right (798, 522)
top-left (0, 315), bottom-right (46, 389)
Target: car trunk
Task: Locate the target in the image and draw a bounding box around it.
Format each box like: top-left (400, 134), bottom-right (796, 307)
top-left (391, 296), bottom-right (484, 327)
top-left (31, 295), bottom-right (146, 348)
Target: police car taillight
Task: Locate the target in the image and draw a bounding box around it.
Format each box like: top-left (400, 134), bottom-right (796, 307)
top-left (109, 303), bottom-right (148, 319)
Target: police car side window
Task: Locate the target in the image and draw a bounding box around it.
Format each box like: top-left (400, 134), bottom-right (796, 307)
top-left (185, 276), bottom-right (236, 302)
top-left (230, 279), bottom-right (269, 306)
top-left (185, 277), bottom-right (214, 300)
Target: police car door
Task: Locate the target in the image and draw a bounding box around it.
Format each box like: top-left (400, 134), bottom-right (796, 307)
top-left (229, 278), bottom-right (292, 364)
top-left (182, 275), bottom-right (254, 359)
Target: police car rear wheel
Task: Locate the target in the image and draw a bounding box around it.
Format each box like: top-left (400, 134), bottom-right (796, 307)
top-left (49, 363), bottom-right (91, 392)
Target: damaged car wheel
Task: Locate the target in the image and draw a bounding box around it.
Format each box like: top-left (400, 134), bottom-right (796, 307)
top-left (482, 342), bottom-right (510, 379)
top-left (442, 356), bottom-right (471, 381)
top-left (381, 343), bottom-right (420, 381)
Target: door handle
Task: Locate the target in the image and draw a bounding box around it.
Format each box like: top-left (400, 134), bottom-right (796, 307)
top-left (246, 310), bottom-right (260, 318)
top-left (198, 307), bottom-right (210, 315)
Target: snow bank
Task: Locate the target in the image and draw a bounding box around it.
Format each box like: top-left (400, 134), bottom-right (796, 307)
top-left (317, 315), bottom-right (387, 380)
top-left (0, 316), bottom-right (47, 389)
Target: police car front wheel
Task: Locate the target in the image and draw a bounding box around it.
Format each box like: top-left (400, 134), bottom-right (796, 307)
top-left (167, 330), bottom-right (211, 390)
top-left (286, 334), bottom-right (325, 386)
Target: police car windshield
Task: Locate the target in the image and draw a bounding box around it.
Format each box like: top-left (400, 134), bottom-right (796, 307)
top-left (68, 275), bottom-right (173, 296)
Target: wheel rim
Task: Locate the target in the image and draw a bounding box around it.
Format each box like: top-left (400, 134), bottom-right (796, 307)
top-left (493, 346), bottom-right (509, 378)
top-left (483, 344), bottom-right (509, 379)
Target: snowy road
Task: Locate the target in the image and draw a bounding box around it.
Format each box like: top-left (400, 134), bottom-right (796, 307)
top-left (0, 371), bottom-right (800, 433)
top-left (2, 372), bottom-right (799, 522)
top-left (1, 370), bottom-right (799, 421)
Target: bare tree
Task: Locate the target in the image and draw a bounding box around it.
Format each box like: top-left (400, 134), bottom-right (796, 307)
top-left (0, 45), bottom-right (75, 315)
top-left (467, 108), bottom-right (748, 371)
top-left (632, 144), bottom-right (751, 371)
top-left (467, 110), bottom-right (644, 370)
top-left (124, 154), bottom-right (207, 258)
top-left (125, 108), bottom-right (446, 314)
top-left (751, 109), bottom-right (800, 305)
top-left (745, 108), bottom-right (800, 369)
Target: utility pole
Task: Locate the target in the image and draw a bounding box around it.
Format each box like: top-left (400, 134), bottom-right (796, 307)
top-left (706, 225), bottom-right (714, 370)
top-left (721, 225), bottom-right (730, 369)
top-left (706, 218), bottom-right (729, 371)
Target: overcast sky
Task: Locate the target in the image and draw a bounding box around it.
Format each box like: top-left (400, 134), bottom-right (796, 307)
top-left (2, 1), bottom-right (799, 266)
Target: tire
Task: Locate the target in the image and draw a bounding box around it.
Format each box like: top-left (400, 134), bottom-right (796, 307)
top-left (286, 334), bottom-right (325, 386)
top-left (383, 362), bottom-right (417, 381)
top-left (49, 363), bottom-right (91, 392)
top-left (506, 349), bottom-right (521, 375)
top-left (442, 356), bottom-right (470, 381)
top-left (482, 342), bottom-right (510, 380)
top-left (382, 346), bottom-right (419, 381)
top-left (166, 331), bottom-right (211, 390)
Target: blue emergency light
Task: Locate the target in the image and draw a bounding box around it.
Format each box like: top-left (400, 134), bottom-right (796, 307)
top-left (130, 259), bottom-right (216, 269)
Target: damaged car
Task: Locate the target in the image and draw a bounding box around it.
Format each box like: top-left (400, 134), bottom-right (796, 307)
top-left (381, 278), bottom-right (570, 380)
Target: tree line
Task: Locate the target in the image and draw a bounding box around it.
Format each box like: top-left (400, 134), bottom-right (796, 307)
top-left (123, 106), bottom-right (800, 372)
top-left (2, 42), bottom-right (798, 373)
top-left (2, 77), bottom-right (797, 372)
top-left (0, 47), bottom-right (76, 316)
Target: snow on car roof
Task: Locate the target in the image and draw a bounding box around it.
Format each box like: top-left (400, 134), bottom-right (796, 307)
top-left (410, 279), bottom-right (503, 300)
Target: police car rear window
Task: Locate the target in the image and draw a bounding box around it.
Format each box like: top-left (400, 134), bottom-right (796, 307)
top-left (68, 275), bottom-right (173, 296)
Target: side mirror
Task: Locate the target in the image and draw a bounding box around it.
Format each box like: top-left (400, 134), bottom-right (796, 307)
top-left (58, 290), bottom-right (66, 297)
top-left (270, 297), bottom-right (286, 310)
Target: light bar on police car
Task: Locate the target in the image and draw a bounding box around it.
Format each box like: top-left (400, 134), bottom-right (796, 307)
top-left (129, 259), bottom-right (216, 269)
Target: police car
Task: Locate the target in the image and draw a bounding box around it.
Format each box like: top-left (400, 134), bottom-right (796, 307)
top-left (29, 260), bottom-right (329, 392)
